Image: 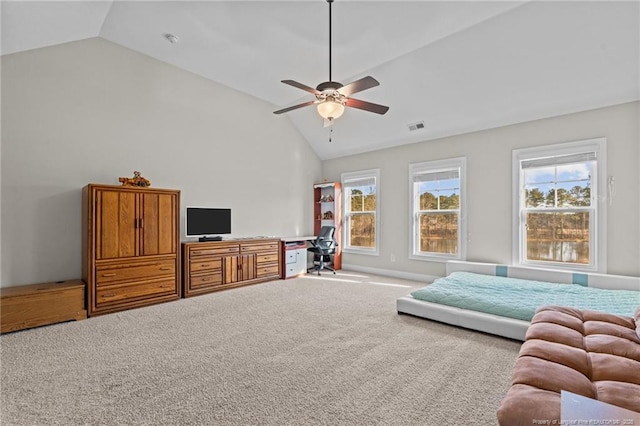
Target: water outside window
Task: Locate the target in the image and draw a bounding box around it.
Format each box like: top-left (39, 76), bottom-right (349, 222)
top-left (523, 160), bottom-right (592, 264)
top-left (417, 175), bottom-right (460, 255)
top-left (348, 186), bottom-right (376, 248)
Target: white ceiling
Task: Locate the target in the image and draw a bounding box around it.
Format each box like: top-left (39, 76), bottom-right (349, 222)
top-left (2, 1), bottom-right (639, 160)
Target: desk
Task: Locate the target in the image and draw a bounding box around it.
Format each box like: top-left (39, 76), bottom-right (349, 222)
top-left (281, 236), bottom-right (316, 279)
top-left (281, 236), bottom-right (317, 243)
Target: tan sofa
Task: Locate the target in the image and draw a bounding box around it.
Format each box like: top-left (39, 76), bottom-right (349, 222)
top-left (497, 305), bottom-right (640, 425)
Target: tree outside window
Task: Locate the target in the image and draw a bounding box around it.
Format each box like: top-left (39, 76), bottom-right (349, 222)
top-left (513, 139), bottom-right (606, 272)
top-left (410, 158), bottom-right (466, 261)
top-left (522, 155), bottom-right (594, 265)
top-left (342, 170), bottom-right (379, 254)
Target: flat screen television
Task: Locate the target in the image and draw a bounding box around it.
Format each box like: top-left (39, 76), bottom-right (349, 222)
top-left (186, 207), bottom-right (231, 241)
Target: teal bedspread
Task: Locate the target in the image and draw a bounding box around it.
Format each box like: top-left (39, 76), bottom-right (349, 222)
top-left (411, 272), bottom-right (640, 321)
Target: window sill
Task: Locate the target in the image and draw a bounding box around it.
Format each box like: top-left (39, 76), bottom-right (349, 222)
top-left (409, 253), bottom-right (461, 263)
top-left (519, 260), bottom-right (599, 273)
top-left (343, 248), bottom-right (379, 256)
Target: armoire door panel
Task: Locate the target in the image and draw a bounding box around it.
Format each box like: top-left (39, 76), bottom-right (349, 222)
top-left (140, 192), bottom-right (177, 256)
top-left (97, 190), bottom-right (137, 259)
top-left (140, 193), bottom-right (159, 256)
top-left (157, 193), bottom-right (177, 254)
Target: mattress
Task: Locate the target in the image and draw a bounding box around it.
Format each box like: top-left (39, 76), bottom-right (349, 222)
top-left (410, 271), bottom-right (640, 322)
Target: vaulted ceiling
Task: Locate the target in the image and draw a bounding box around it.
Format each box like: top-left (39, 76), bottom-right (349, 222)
top-left (2, 1), bottom-right (639, 160)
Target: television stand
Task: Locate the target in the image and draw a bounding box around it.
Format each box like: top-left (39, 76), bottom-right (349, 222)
top-left (182, 238), bottom-right (281, 298)
top-left (199, 236), bottom-right (223, 242)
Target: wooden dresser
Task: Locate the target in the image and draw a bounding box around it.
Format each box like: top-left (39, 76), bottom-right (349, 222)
top-left (82, 184), bottom-right (181, 316)
top-left (182, 238), bottom-right (281, 297)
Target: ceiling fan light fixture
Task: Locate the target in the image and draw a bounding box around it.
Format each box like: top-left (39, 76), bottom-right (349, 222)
top-left (317, 99), bottom-right (345, 120)
top-left (273, 0), bottom-right (388, 122)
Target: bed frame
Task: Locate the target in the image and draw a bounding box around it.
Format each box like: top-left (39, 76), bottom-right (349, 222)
top-left (396, 261), bottom-right (640, 341)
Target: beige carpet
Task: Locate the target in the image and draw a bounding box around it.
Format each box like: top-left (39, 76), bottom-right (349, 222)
top-left (1, 271), bottom-right (521, 425)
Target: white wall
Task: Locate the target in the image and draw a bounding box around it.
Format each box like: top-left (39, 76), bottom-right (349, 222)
top-left (322, 101), bottom-right (640, 278)
top-left (1, 37), bottom-right (322, 286)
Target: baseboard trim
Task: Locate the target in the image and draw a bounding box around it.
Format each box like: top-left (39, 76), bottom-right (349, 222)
top-left (342, 263), bottom-right (439, 283)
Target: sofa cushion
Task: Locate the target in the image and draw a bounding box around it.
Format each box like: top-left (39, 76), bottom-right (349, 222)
top-left (497, 305), bottom-right (640, 425)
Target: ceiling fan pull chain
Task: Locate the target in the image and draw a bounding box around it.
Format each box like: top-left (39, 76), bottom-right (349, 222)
top-left (329, 127), bottom-right (333, 143)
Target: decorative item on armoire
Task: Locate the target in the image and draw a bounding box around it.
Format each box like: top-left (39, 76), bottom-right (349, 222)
top-left (119, 171), bottom-right (151, 187)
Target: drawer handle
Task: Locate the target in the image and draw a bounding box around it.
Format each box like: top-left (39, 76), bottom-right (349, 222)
top-left (101, 273), bottom-right (117, 277)
top-left (101, 293), bottom-right (116, 298)
top-left (201, 277), bottom-right (208, 282)
top-left (160, 267), bottom-right (172, 270)
top-left (200, 264), bottom-right (210, 267)
top-left (159, 284), bottom-right (172, 289)
top-left (193, 251), bottom-right (203, 255)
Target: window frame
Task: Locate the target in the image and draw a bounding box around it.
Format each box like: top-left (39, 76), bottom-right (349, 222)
top-left (511, 138), bottom-right (607, 272)
top-left (409, 157), bottom-right (467, 262)
top-left (341, 169), bottom-right (380, 256)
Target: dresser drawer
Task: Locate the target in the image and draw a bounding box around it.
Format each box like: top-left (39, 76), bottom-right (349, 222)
top-left (256, 264), bottom-right (279, 277)
top-left (284, 251), bottom-right (298, 264)
top-left (190, 272), bottom-right (223, 289)
top-left (96, 279), bottom-right (176, 306)
top-left (241, 242), bottom-right (279, 254)
top-left (190, 245), bottom-right (239, 256)
top-left (190, 258), bottom-right (222, 273)
top-left (96, 259), bottom-right (175, 285)
top-left (257, 253), bottom-right (279, 264)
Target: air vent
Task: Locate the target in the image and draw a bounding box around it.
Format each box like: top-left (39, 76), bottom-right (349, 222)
top-left (407, 121), bottom-right (425, 131)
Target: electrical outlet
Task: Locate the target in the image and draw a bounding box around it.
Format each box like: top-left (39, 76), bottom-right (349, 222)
top-left (390, 254), bottom-right (396, 262)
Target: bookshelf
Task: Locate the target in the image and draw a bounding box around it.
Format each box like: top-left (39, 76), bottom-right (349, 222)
top-left (313, 182), bottom-right (342, 270)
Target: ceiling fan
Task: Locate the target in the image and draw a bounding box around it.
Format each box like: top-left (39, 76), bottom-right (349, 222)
top-left (273, 0), bottom-right (389, 126)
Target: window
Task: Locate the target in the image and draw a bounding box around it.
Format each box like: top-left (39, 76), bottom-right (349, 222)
top-left (410, 158), bottom-right (466, 261)
top-left (342, 169), bottom-right (379, 255)
top-left (512, 138), bottom-right (606, 271)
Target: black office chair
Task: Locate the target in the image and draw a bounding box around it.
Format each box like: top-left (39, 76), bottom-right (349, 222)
top-left (308, 226), bottom-right (337, 275)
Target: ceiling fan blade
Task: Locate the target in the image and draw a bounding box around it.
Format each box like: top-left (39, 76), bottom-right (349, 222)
top-left (345, 98), bottom-right (389, 115)
top-left (273, 100), bottom-right (316, 115)
top-left (338, 76), bottom-right (380, 97)
top-left (281, 80), bottom-right (321, 95)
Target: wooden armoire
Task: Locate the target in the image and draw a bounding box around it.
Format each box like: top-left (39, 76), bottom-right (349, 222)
top-left (82, 184), bottom-right (181, 316)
